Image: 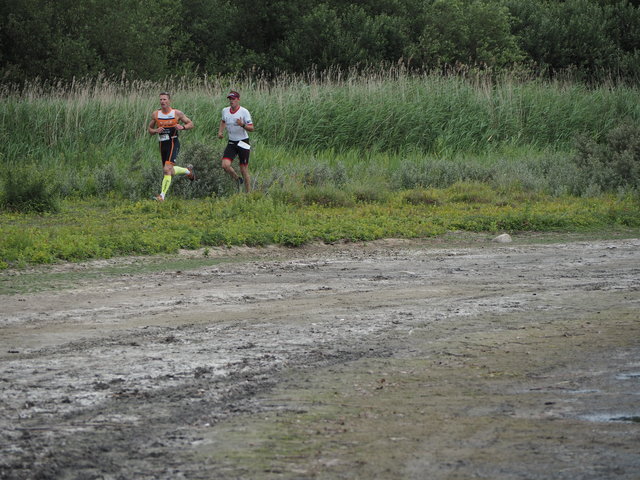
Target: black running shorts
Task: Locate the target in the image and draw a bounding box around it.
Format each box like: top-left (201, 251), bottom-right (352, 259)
top-left (159, 136), bottom-right (180, 165)
top-left (222, 139), bottom-right (250, 165)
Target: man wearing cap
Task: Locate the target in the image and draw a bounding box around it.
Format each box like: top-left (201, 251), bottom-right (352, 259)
top-left (217, 90), bottom-right (254, 192)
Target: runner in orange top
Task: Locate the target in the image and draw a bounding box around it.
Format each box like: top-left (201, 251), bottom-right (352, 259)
top-left (148, 92), bottom-right (195, 201)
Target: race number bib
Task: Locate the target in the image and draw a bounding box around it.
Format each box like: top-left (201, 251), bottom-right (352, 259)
top-left (158, 134), bottom-right (169, 142)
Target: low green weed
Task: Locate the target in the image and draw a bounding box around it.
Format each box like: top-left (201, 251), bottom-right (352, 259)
top-left (2, 191), bottom-right (638, 269)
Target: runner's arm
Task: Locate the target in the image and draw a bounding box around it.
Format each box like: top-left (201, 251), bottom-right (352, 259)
top-left (148, 113), bottom-right (161, 135)
top-left (176, 110), bottom-right (194, 131)
top-left (217, 120), bottom-right (226, 139)
top-left (238, 118), bottom-right (254, 132)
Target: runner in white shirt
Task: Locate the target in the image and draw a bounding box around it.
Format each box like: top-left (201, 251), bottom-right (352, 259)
top-left (217, 91), bottom-right (254, 192)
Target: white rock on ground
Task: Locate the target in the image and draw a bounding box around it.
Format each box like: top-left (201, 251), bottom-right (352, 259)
top-left (493, 233), bottom-right (512, 243)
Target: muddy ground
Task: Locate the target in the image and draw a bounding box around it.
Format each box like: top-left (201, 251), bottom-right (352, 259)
top-left (1, 233), bottom-right (639, 479)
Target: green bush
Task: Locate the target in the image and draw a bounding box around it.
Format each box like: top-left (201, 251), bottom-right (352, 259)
top-left (406, 0), bottom-right (523, 69)
top-left (446, 181), bottom-right (499, 204)
top-left (402, 188), bottom-right (442, 206)
top-left (268, 186), bottom-right (303, 206)
top-left (572, 122), bottom-right (640, 194)
top-left (0, 168), bottom-right (60, 213)
top-left (505, 0), bottom-right (640, 80)
top-left (391, 158), bottom-right (495, 189)
top-left (295, 160), bottom-right (349, 187)
top-left (348, 183), bottom-right (391, 204)
top-left (94, 161), bottom-right (119, 195)
top-left (302, 185), bottom-right (355, 207)
top-left (169, 142), bottom-right (236, 199)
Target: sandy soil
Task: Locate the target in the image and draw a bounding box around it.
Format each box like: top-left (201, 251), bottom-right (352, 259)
top-left (1, 234), bottom-right (639, 479)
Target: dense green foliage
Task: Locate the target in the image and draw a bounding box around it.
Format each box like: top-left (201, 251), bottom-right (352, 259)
top-left (573, 123), bottom-right (640, 194)
top-left (2, 0), bottom-right (640, 84)
top-left (2, 71), bottom-right (639, 210)
top-left (1, 71), bottom-right (639, 268)
top-left (0, 170), bottom-right (60, 213)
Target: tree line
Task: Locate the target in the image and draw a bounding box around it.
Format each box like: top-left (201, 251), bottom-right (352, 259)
top-left (2, 0), bottom-right (639, 85)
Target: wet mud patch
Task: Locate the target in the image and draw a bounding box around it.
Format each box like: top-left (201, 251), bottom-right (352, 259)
top-left (1, 235), bottom-right (639, 479)
top-left (197, 307), bottom-right (640, 480)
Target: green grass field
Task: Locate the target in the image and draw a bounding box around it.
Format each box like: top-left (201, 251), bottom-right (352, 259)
top-left (1, 69), bottom-right (639, 268)
top-left (2, 188), bottom-right (639, 269)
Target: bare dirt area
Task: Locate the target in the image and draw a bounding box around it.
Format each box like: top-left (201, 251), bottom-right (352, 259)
top-left (1, 234), bottom-right (639, 479)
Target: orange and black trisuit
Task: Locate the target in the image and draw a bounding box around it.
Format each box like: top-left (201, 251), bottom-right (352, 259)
top-left (153, 109), bottom-right (180, 165)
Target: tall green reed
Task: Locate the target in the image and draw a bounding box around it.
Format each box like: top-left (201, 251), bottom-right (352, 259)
top-left (2, 68), bottom-right (639, 199)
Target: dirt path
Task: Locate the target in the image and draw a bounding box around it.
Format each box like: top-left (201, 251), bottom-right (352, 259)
top-left (1, 235), bottom-right (639, 479)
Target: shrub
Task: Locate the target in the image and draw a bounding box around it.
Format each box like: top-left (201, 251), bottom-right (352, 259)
top-left (349, 183), bottom-right (391, 203)
top-left (268, 186), bottom-right (303, 205)
top-left (94, 162), bottom-right (119, 195)
top-left (276, 230), bottom-right (313, 247)
top-left (169, 142), bottom-right (237, 198)
top-left (572, 122), bottom-right (640, 194)
top-left (446, 181), bottom-right (499, 204)
top-left (0, 168), bottom-right (60, 213)
top-left (402, 188), bottom-right (442, 205)
top-left (293, 160), bottom-right (349, 187)
top-left (391, 158), bottom-right (495, 190)
top-left (302, 185), bottom-right (355, 207)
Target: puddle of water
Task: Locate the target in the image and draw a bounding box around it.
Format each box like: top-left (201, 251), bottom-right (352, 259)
top-left (582, 413), bottom-right (640, 423)
top-left (612, 416), bottom-right (640, 423)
